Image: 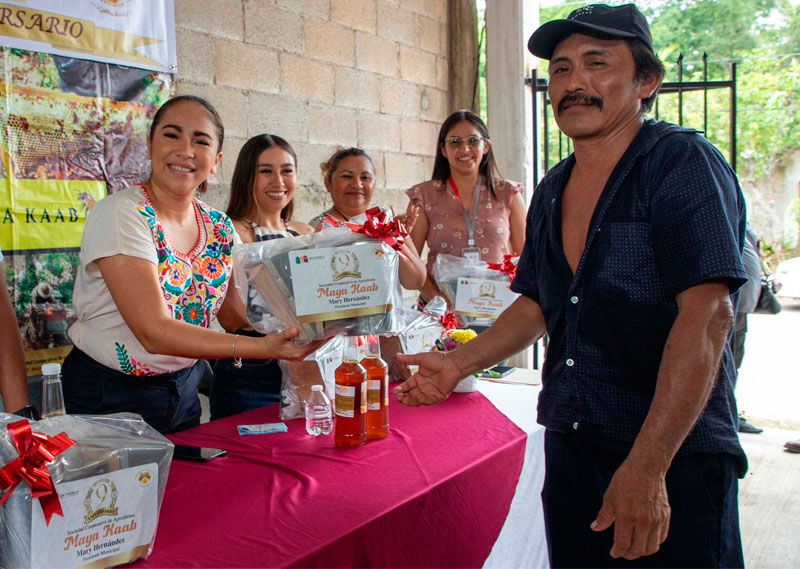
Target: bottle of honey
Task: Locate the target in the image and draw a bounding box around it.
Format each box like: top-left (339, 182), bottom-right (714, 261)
top-left (334, 336), bottom-right (367, 448)
top-left (361, 335), bottom-right (389, 440)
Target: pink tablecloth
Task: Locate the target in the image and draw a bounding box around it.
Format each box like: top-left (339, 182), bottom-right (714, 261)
top-left (136, 391), bottom-right (526, 568)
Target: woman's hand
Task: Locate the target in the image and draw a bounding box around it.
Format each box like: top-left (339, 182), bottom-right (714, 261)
top-left (418, 277), bottom-right (447, 307)
top-left (394, 203), bottom-right (420, 231)
top-left (260, 328), bottom-right (326, 361)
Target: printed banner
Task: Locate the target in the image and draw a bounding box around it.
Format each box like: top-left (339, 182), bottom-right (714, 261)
top-left (2, 179), bottom-right (105, 251)
top-left (0, 46), bottom-right (172, 375)
top-left (0, 0), bottom-right (176, 72)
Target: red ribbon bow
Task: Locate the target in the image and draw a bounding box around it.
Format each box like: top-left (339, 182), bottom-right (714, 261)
top-left (344, 207), bottom-right (410, 261)
top-left (440, 308), bottom-right (460, 331)
top-left (0, 420), bottom-right (76, 525)
top-left (487, 255), bottom-right (518, 282)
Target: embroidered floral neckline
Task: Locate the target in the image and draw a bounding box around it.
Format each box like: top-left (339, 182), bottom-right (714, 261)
top-left (139, 184), bottom-right (205, 261)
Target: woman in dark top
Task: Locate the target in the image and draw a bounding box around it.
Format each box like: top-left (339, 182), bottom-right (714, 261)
top-left (210, 134), bottom-right (314, 419)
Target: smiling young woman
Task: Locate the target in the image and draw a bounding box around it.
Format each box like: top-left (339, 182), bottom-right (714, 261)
top-left (210, 133), bottom-right (314, 420)
top-left (406, 110), bottom-right (527, 310)
top-left (61, 97), bottom-right (319, 433)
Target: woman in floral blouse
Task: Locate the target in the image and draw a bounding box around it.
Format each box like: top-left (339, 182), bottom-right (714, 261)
top-left (62, 96), bottom-right (316, 433)
top-left (406, 110), bottom-right (527, 307)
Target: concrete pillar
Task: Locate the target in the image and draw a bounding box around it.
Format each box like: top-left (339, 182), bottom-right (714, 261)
top-left (485, 0), bottom-right (539, 368)
top-left (485, 0), bottom-right (538, 194)
top-left (448, 0), bottom-right (479, 113)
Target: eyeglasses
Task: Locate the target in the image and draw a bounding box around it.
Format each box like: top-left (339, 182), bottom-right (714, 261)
top-left (443, 135), bottom-right (486, 149)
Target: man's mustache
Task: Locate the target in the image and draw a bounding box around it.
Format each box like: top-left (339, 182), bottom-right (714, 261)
top-left (556, 94), bottom-right (603, 114)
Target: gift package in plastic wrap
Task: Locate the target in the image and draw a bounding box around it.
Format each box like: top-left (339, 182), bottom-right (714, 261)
top-left (380, 298), bottom-right (448, 382)
top-left (432, 254), bottom-right (520, 326)
top-left (233, 226), bottom-right (402, 341)
top-left (0, 413), bottom-right (173, 569)
top-left (278, 335), bottom-right (344, 420)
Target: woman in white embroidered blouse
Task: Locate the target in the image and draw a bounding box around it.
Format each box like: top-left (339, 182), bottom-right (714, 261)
top-left (62, 96), bottom-right (318, 433)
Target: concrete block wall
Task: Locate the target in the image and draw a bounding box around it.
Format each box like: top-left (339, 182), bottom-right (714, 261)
top-left (173, 0), bottom-right (449, 225)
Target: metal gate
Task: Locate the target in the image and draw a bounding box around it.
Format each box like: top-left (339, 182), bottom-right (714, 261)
top-left (528, 54), bottom-right (738, 184)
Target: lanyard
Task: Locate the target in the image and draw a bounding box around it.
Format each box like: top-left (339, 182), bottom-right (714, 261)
top-left (448, 177), bottom-right (482, 247)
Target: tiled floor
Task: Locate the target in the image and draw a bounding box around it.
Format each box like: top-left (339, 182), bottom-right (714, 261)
top-left (735, 302), bottom-right (800, 568)
top-left (739, 427), bottom-right (800, 568)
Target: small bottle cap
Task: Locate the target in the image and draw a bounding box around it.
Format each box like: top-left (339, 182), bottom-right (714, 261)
top-left (311, 385), bottom-right (323, 392)
top-left (42, 363), bottom-right (61, 376)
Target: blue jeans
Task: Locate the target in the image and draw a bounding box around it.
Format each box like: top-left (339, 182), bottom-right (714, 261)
top-left (542, 430), bottom-right (744, 568)
top-left (61, 347), bottom-right (202, 433)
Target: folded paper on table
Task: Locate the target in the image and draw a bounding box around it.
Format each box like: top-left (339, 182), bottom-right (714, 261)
top-left (234, 228), bottom-right (401, 341)
top-left (432, 254), bottom-right (520, 326)
top-left (0, 413), bottom-right (173, 569)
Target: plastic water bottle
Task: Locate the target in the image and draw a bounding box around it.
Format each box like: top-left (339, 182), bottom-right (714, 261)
top-left (41, 363), bottom-right (66, 418)
top-left (305, 385), bottom-right (333, 436)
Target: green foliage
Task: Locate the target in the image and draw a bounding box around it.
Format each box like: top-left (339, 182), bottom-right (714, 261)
top-left (142, 73), bottom-right (171, 108)
top-left (647, 0), bottom-right (778, 59)
top-left (477, 6), bottom-right (487, 122)
top-left (35, 53), bottom-right (60, 90)
top-left (5, 252), bottom-right (80, 316)
top-left (534, 0), bottom-right (800, 180)
top-left (539, 2), bottom-right (576, 23)
top-left (735, 53), bottom-right (800, 181)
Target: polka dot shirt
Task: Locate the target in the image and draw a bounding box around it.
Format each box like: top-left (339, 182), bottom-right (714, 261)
top-left (512, 120), bottom-right (747, 472)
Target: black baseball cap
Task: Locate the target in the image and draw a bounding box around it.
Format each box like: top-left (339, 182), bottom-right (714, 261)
top-left (527, 3), bottom-right (654, 60)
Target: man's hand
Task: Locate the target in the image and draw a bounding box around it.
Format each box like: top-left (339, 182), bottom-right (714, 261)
top-left (588, 280), bottom-right (732, 561)
top-left (591, 459), bottom-right (671, 560)
top-left (393, 352), bottom-right (463, 406)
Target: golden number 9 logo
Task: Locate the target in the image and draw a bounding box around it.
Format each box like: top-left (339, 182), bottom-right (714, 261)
top-left (94, 483), bottom-right (108, 505)
top-left (336, 252), bottom-right (350, 269)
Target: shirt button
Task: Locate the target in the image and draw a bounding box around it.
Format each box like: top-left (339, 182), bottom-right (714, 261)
top-left (572, 422), bottom-right (580, 430)
top-left (566, 358), bottom-right (575, 367)
top-left (570, 296), bottom-right (579, 304)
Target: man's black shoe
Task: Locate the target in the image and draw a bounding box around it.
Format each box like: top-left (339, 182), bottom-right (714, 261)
top-left (738, 417), bottom-right (764, 434)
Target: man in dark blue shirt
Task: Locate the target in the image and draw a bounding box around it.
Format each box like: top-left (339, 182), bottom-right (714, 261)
top-left (396, 4), bottom-right (746, 568)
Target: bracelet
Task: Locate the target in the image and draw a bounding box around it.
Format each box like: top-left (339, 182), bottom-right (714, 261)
top-left (232, 334), bottom-right (243, 368)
